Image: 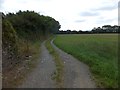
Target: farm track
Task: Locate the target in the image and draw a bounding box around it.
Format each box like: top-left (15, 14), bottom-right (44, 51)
top-left (19, 41), bottom-right (56, 88)
top-left (51, 38), bottom-right (96, 88)
top-left (19, 38), bottom-right (96, 88)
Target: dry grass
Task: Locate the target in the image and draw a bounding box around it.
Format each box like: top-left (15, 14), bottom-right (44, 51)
top-left (2, 39), bottom-right (41, 88)
top-left (45, 37), bottom-right (64, 88)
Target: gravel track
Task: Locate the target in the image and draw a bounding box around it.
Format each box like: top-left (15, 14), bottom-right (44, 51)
top-left (19, 41), bottom-right (56, 88)
top-left (51, 39), bottom-right (96, 88)
top-left (19, 39), bottom-right (96, 88)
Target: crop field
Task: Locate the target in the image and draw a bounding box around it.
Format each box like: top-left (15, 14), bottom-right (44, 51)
top-left (54, 34), bottom-right (118, 88)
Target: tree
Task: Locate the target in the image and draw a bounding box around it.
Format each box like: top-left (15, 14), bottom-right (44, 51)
top-left (6, 10), bottom-right (61, 39)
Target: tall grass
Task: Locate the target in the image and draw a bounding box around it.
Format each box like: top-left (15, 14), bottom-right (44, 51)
top-left (3, 38), bottom-right (41, 88)
top-left (54, 34), bottom-right (118, 88)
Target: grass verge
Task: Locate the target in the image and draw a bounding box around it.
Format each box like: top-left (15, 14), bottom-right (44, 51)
top-left (45, 37), bottom-right (64, 88)
top-left (3, 40), bottom-right (41, 88)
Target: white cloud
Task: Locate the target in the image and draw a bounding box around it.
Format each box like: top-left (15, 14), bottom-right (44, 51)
top-left (0, 0), bottom-right (119, 31)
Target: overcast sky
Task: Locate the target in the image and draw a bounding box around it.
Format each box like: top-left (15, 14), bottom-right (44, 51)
top-left (0, 0), bottom-right (119, 31)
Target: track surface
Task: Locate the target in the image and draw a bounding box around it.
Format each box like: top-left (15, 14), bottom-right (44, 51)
top-left (19, 42), bottom-right (56, 88)
top-left (51, 39), bottom-right (96, 88)
top-left (19, 39), bottom-right (96, 88)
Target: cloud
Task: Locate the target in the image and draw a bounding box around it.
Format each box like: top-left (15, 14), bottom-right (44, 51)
top-left (0, 0), bottom-right (4, 4)
top-left (96, 18), bottom-right (117, 24)
top-left (80, 11), bottom-right (99, 17)
top-left (93, 5), bottom-right (117, 11)
top-left (75, 19), bottom-right (86, 23)
top-left (0, 0), bottom-right (118, 31)
top-left (0, 0), bottom-right (4, 8)
top-left (92, 1), bottom-right (118, 11)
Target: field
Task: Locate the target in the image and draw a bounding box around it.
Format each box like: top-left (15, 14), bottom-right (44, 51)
top-left (54, 34), bottom-right (118, 88)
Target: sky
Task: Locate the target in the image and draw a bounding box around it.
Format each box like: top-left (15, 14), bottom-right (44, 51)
top-left (0, 0), bottom-right (119, 31)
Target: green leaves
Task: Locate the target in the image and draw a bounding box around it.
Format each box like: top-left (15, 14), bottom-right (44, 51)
top-left (5, 10), bottom-right (61, 39)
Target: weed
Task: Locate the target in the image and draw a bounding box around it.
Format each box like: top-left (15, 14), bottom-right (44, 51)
top-left (45, 37), bottom-right (64, 88)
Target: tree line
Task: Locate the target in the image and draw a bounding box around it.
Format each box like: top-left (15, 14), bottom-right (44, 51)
top-left (4, 10), bottom-right (61, 39)
top-left (2, 10), bottom-right (61, 71)
top-left (58, 25), bottom-right (119, 34)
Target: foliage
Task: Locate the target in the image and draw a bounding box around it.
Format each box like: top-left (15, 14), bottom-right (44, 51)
top-left (2, 19), bottom-right (18, 69)
top-left (2, 10), bottom-right (61, 87)
top-left (5, 10), bottom-right (60, 40)
top-left (58, 25), bottom-right (119, 34)
top-left (54, 34), bottom-right (118, 88)
top-left (2, 10), bottom-right (61, 68)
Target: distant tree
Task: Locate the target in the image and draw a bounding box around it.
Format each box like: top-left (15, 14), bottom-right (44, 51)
top-left (91, 25), bottom-right (119, 33)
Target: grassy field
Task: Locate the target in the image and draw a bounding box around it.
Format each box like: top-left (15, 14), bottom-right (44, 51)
top-left (54, 34), bottom-right (118, 88)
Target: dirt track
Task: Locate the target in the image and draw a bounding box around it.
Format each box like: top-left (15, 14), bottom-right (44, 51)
top-left (19, 39), bottom-right (96, 88)
top-left (51, 39), bottom-right (96, 88)
top-left (19, 42), bottom-right (56, 88)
